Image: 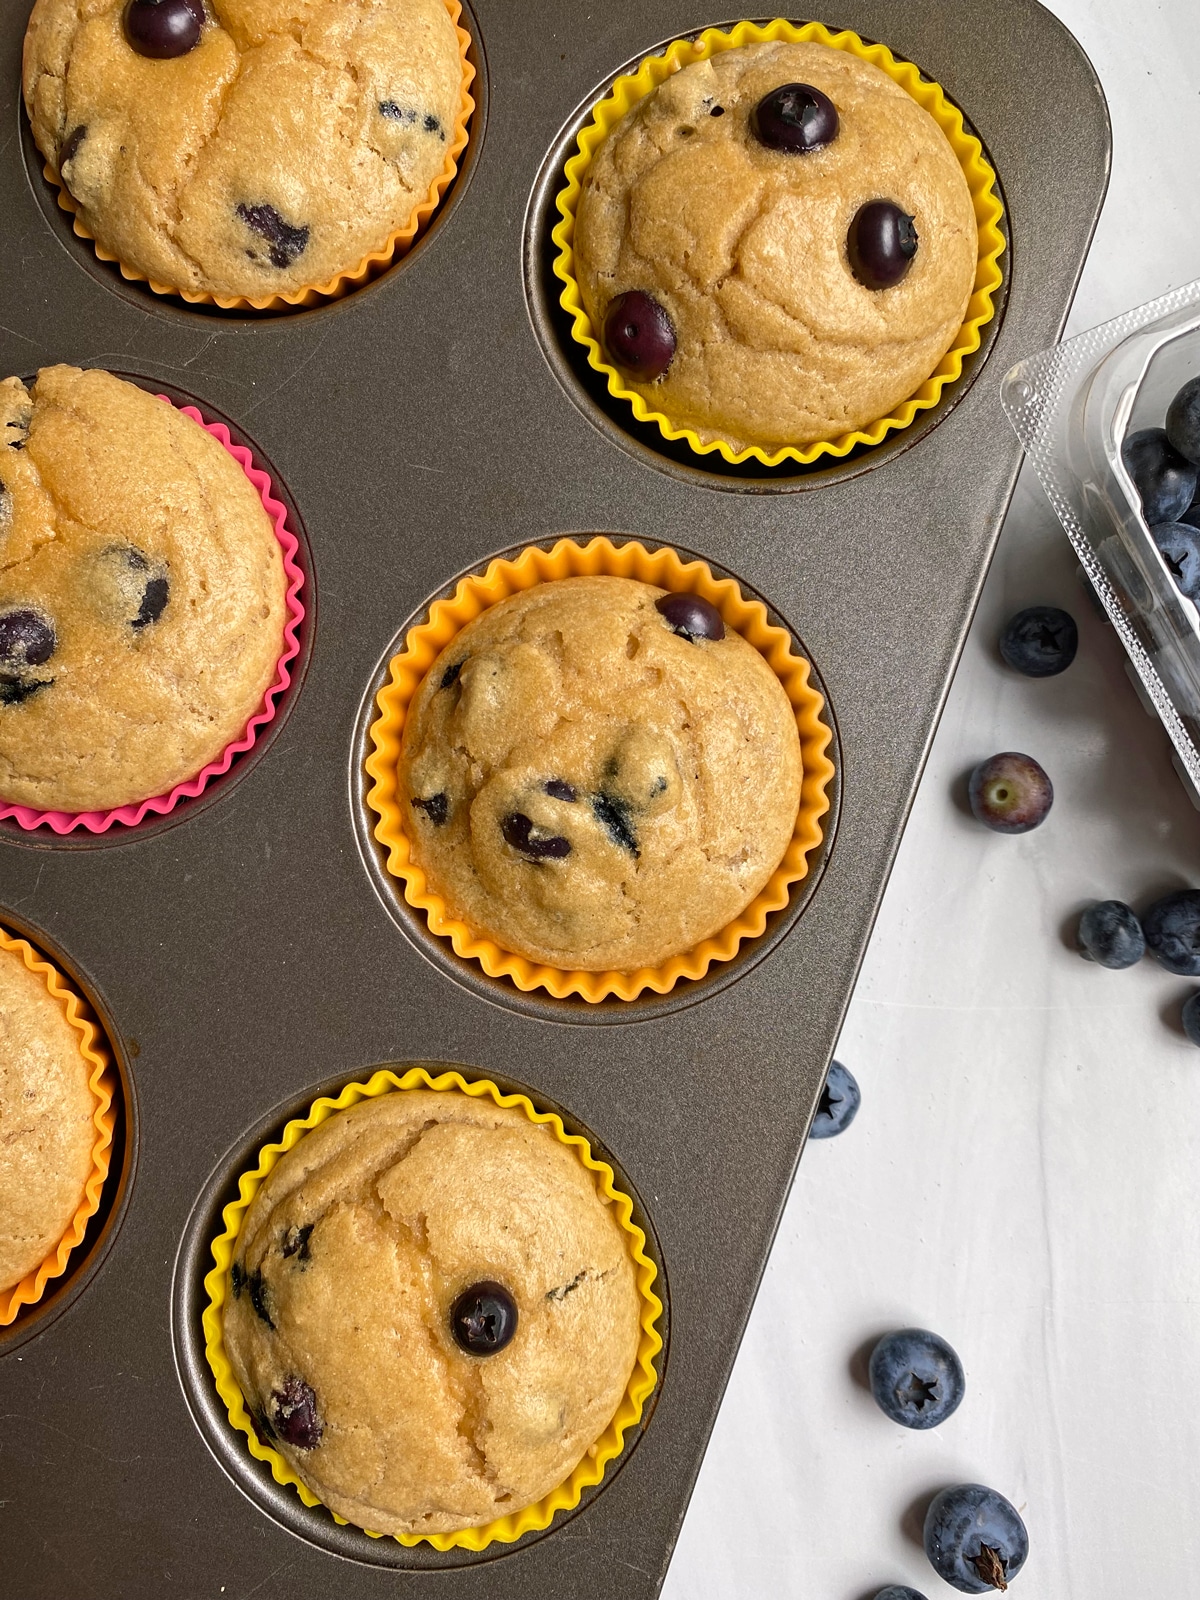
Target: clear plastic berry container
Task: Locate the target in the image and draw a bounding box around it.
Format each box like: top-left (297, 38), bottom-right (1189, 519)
top-left (1002, 276), bottom-right (1200, 801)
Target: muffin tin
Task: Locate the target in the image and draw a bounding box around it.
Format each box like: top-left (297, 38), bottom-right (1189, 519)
top-left (0, 2), bottom-right (1109, 1595)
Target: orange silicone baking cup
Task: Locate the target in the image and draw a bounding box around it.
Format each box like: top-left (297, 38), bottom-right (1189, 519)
top-left (202, 1066), bottom-right (663, 1551)
top-left (365, 536), bottom-right (836, 1002)
top-left (34, 0), bottom-right (475, 311)
top-left (552, 17), bottom-right (1006, 467)
top-left (0, 927), bottom-right (115, 1326)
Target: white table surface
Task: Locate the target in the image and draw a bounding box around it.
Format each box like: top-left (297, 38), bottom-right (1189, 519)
top-left (662, 3), bottom-right (1200, 1595)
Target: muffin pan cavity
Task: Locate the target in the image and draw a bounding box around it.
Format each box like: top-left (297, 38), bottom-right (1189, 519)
top-left (349, 536), bottom-right (842, 1025)
top-left (522, 23), bottom-right (1010, 492)
top-left (17, 0), bottom-right (489, 326)
top-left (0, 910), bottom-right (138, 1357)
top-left (0, 373), bottom-right (314, 850)
top-left (171, 1063), bottom-right (669, 1570)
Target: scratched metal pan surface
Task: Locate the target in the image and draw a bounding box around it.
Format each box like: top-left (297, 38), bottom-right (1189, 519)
top-left (0, 2), bottom-right (1108, 1595)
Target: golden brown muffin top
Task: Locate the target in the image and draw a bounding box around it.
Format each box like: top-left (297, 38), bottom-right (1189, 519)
top-left (223, 1089), bottom-right (643, 1535)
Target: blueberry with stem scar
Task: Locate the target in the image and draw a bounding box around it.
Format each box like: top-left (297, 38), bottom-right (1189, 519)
top-left (751, 82), bottom-right (838, 153)
top-left (501, 811), bottom-right (571, 859)
top-left (124, 0), bottom-right (204, 59)
top-left (808, 1059), bottom-right (859, 1138)
top-left (451, 1281), bottom-right (518, 1354)
top-left (848, 201), bottom-right (918, 290)
top-left (603, 291), bottom-right (676, 381)
top-left (869, 1328), bottom-right (965, 1430)
top-left (655, 592), bottom-right (725, 642)
top-left (924, 1484), bottom-right (1028, 1593)
top-left (998, 605), bottom-right (1077, 676)
top-left (1077, 901), bottom-right (1144, 969)
top-left (1142, 890), bottom-right (1200, 976)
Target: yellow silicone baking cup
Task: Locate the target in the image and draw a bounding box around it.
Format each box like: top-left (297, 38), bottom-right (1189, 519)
top-left (364, 536), bottom-right (835, 1002)
top-left (0, 927), bottom-right (115, 1327)
top-left (202, 1066), bottom-right (663, 1551)
top-left (551, 17), bottom-right (1006, 467)
top-left (33, 0), bottom-right (475, 312)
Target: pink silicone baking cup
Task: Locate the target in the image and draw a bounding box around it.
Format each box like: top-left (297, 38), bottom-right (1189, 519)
top-left (0, 399), bottom-right (305, 834)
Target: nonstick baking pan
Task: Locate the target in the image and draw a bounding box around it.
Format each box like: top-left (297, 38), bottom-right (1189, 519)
top-left (0, 2), bottom-right (1109, 1595)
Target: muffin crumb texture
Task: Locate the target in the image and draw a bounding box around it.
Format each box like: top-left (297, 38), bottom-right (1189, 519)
top-left (223, 1091), bottom-right (644, 1535)
top-left (0, 938), bottom-right (97, 1297)
top-left (398, 575), bottom-right (805, 971)
top-left (574, 40), bottom-right (979, 450)
top-left (22, 0), bottom-right (465, 298)
top-left (0, 366), bottom-right (286, 813)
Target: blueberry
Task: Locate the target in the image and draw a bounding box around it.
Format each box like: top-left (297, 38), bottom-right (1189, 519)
top-left (246, 1267), bottom-right (275, 1329)
top-left (501, 811), bottom-right (571, 859)
top-left (235, 202), bottom-right (310, 269)
top-left (230, 1260), bottom-right (246, 1297)
top-left (1166, 375), bottom-right (1200, 467)
top-left (808, 1059), bottom-right (860, 1138)
top-left (379, 100), bottom-right (416, 123)
top-left (923, 1484), bottom-right (1028, 1593)
top-left (134, 574), bottom-right (170, 628)
top-left (271, 1375), bottom-right (323, 1450)
top-left (1077, 901), bottom-right (1145, 968)
top-left (603, 291), bottom-right (676, 381)
top-left (968, 753), bottom-right (1053, 834)
top-left (750, 82), bottom-right (839, 153)
top-left (451, 1281), bottom-right (518, 1355)
top-left (998, 606), bottom-right (1077, 677)
top-left (869, 1328), bottom-right (965, 1430)
top-left (59, 125), bottom-right (88, 171)
top-left (1150, 521), bottom-right (1200, 598)
top-left (439, 658), bottom-right (464, 689)
top-left (1142, 890), bottom-right (1200, 975)
top-left (544, 778), bottom-right (577, 801)
top-left (1182, 990), bottom-right (1200, 1047)
top-left (0, 677), bottom-right (51, 706)
top-left (1122, 428), bottom-right (1197, 525)
top-left (873, 1590), bottom-right (929, 1600)
top-left (655, 592), bottom-right (725, 642)
top-left (281, 1224), bottom-right (313, 1262)
top-left (0, 608), bottom-right (55, 669)
top-left (847, 201), bottom-right (918, 290)
top-left (1182, 503), bottom-right (1200, 531)
top-left (124, 0), bottom-right (204, 58)
top-left (412, 792), bottom-right (449, 826)
top-left (590, 792), bottom-right (638, 856)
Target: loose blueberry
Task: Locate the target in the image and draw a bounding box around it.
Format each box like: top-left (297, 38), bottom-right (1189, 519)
top-left (59, 125), bottom-right (88, 171)
top-left (451, 1281), bottom-right (518, 1355)
top-left (1122, 428), bottom-right (1197, 525)
top-left (0, 609), bottom-right (55, 668)
top-left (968, 753), bottom-right (1053, 834)
top-left (501, 811), bottom-right (571, 859)
top-left (544, 778), bottom-right (577, 801)
top-left (271, 1375), bottom-right (323, 1450)
top-left (655, 592), bottom-right (725, 642)
top-left (236, 202), bottom-right (310, 269)
top-left (998, 606), bottom-right (1078, 677)
top-left (603, 290), bottom-right (676, 381)
top-left (440, 658), bottom-right (464, 689)
top-left (1142, 890), bottom-right (1200, 976)
top-left (923, 1484), bottom-right (1028, 1593)
top-left (1150, 521), bottom-right (1200, 598)
top-left (124, 0), bottom-right (204, 59)
top-left (873, 1590), bottom-right (929, 1600)
top-left (281, 1224), bottom-right (313, 1262)
top-left (808, 1059), bottom-right (860, 1138)
top-left (750, 82), bottom-right (839, 153)
top-left (412, 792), bottom-right (449, 826)
top-left (1166, 375), bottom-right (1200, 467)
top-left (1077, 900), bottom-right (1145, 969)
top-left (847, 201), bottom-right (918, 290)
top-left (246, 1267), bottom-right (275, 1329)
top-left (1182, 990), bottom-right (1200, 1047)
top-left (591, 791), bottom-right (638, 856)
top-left (869, 1328), bottom-right (966, 1430)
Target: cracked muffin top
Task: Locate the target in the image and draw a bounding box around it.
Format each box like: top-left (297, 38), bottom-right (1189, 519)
top-left (22, 0), bottom-right (465, 300)
top-left (222, 1089), bottom-right (643, 1536)
top-left (0, 366), bottom-right (286, 813)
top-left (397, 575), bottom-right (804, 972)
top-left (573, 39), bottom-right (978, 451)
top-left (0, 936), bottom-right (97, 1297)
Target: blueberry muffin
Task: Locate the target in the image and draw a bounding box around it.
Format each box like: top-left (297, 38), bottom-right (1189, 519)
top-left (398, 575), bottom-right (804, 971)
top-left (23, 0), bottom-right (465, 300)
top-left (0, 936), bottom-right (98, 1297)
top-left (0, 366), bottom-right (287, 813)
top-left (223, 1089), bottom-right (643, 1535)
top-left (573, 39), bottom-right (978, 451)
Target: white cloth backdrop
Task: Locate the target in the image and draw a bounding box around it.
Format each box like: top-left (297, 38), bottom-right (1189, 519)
top-left (662, 2), bottom-right (1200, 1595)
